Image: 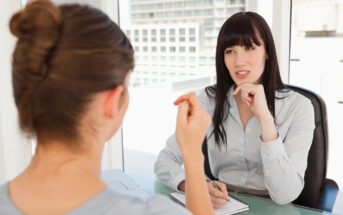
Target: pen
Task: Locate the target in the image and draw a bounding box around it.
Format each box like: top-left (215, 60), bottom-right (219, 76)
top-left (206, 178), bottom-right (221, 190)
top-left (206, 178), bottom-right (230, 201)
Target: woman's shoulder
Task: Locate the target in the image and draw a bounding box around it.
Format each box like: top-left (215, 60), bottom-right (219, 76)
top-left (197, 85), bottom-right (216, 103)
top-left (0, 182), bottom-right (23, 215)
top-left (69, 188), bottom-right (191, 215)
top-left (276, 88), bottom-right (313, 106)
top-left (275, 88), bottom-right (314, 118)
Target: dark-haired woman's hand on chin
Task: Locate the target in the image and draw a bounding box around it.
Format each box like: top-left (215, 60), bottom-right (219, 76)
top-left (174, 92), bottom-right (214, 215)
top-left (233, 84), bottom-right (270, 119)
top-left (233, 84), bottom-right (278, 142)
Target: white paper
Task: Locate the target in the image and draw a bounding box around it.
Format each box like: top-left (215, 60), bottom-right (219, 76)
top-left (170, 192), bottom-right (249, 215)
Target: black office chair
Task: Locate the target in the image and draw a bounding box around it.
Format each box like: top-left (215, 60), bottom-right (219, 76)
top-left (202, 85), bottom-right (339, 212)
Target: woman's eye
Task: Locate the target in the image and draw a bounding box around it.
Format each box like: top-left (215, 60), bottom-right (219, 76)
top-left (246, 46), bottom-right (255, 51)
top-left (225, 50), bottom-right (234, 54)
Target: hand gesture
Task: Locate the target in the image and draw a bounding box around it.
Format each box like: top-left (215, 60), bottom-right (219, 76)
top-left (174, 92), bottom-right (211, 155)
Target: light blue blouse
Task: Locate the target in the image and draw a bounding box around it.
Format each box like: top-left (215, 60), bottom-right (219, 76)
top-left (0, 182), bottom-right (191, 215)
top-left (155, 86), bottom-right (315, 205)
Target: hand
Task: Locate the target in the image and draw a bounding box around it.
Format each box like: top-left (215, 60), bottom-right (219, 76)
top-left (233, 84), bottom-right (271, 120)
top-left (207, 181), bottom-right (229, 209)
top-left (233, 84), bottom-right (278, 142)
top-left (178, 180), bottom-right (229, 209)
top-left (174, 92), bottom-right (211, 155)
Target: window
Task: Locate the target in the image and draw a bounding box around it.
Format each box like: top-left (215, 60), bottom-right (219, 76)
top-left (134, 30), bottom-right (139, 36)
top-left (119, 0), bottom-right (276, 179)
top-left (189, 28), bottom-right (195, 35)
top-left (290, 0), bottom-right (343, 188)
top-left (143, 29), bottom-right (147, 36)
top-left (160, 29), bottom-right (166, 35)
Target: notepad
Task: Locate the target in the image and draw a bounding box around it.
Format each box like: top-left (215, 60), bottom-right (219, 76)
top-left (170, 192), bottom-right (249, 215)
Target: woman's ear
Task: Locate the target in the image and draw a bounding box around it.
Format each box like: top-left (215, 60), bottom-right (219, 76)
top-left (104, 85), bottom-right (123, 118)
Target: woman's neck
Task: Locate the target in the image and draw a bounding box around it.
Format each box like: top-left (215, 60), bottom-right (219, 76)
top-left (29, 140), bottom-right (103, 177)
top-left (234, 94), bottom-right (254, 130)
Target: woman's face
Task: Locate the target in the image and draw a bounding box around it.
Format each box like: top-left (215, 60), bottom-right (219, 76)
top-left (224, 39), bottom-right (268, 86)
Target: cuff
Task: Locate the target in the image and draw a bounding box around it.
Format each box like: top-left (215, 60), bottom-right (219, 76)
top-left (172, 171), bottom-right (186, 191)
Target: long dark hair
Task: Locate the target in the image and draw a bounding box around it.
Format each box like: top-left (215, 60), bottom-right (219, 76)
top-left (10, 0), bottom-right (134, 144)
top-left (206, 12), bottom-right (286, 147)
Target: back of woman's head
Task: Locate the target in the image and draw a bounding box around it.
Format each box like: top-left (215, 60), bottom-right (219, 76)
top-left (9, 0), bottom-right (134, 144)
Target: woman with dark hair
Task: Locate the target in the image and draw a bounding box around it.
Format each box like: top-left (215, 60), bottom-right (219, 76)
top-left (155, 12), bottom-right (315, 207)
top-left (0, 1), bottom-right (214, 214)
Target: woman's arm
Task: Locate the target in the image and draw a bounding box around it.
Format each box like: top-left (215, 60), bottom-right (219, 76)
top-left (155, 89), bottom-right (211, 190)
top-left (260, 98), bottom-right (314, 204)
top-left (174, 93), bottom-right (213, 215)
top-left (154, 134), bottom-right (187, 191)
top-left (233, 84), bottom-right (315, 204)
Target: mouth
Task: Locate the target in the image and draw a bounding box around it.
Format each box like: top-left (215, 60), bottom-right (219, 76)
top-left (235, 70), bottom-right (250, 78)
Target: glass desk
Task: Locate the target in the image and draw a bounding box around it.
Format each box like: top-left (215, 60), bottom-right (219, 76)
top-left (128, 174), bottom-right (340, 215)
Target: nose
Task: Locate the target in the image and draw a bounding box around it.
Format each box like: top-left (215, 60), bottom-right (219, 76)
top-left (234, 51), bottom-right (247, 67)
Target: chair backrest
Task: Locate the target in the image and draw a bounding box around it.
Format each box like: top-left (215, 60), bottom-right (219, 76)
top-left (289, 85), bottom-right (328, 208)
top-left (202, 85), bottom-right (329, 208)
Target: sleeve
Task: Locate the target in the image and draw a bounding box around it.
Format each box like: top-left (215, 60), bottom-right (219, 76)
top-left (154, 89), bottom-right (210, 191)
top-left (260, 97), bottom-right (315, 204)
top-left (154, 134), bottom-right (186, 191)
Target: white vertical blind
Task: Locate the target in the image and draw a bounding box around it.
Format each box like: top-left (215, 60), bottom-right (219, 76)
top-left (0, 0), bottom-right (32, 184)
top-left (272, 0), bottom-right (291, 83)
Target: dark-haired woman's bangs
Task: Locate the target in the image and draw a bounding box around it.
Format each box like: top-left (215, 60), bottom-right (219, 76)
top-left (222, 21), bottom-right (261, 50)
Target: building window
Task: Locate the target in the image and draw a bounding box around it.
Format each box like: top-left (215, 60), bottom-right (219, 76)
top-left (169, 29), bottom-right (175, 35)
top-left (189, 28), bottom-right (195, 35)
top-left (160, 29), bottom-right (166, 35)
top-left (143, 29), bottom-right (148, 36)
